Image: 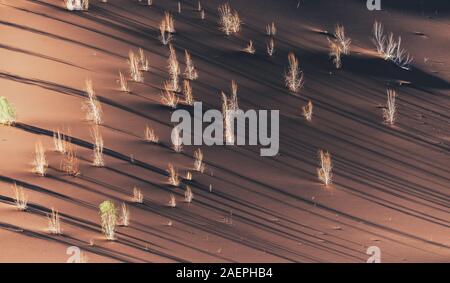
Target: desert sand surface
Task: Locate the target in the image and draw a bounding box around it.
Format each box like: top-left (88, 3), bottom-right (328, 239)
top-left (0, 0), bottom-right (449, 263)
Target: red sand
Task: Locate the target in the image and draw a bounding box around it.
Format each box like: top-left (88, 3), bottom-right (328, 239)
top-left (0, 0), bottom-right (449, 262)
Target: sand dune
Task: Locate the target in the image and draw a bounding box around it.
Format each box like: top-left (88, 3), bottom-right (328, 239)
top-left (0, 0), bottom-right (449, 262)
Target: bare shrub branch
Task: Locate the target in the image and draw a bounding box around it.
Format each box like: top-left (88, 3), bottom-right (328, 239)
top-left (128, 51), bottom-right (144, 83)
top-left (184, 50), bottom-right (198, 80)
top-left (328, 39), bottom-right (342, 69)
top-left (60, 143), bottom-right (80, 176)
top-left (218, 3), bottom-right (241, 35)
top-left (48, 208), bottom-right (62, 235)
top-left (144, 125), bottom-right (159, 143)
top-left (133, 186), bottom-right (144, 203)
top-left (266, 38), bottom-right (275, 56)
top-left (99, 200), bottom-right (117, 240)
top-left (168, 163), bottom-right (180, 186)
top-left (185, 186), bottom-right (194, 203)
top-left (90, 125), bottom-right (104, 167)
top-left (32, 141), bottom-right (48, 176)
top-left (302, 100), bottom-right (313, 122)
top-left (243, 40), bottom-right (256, 54)
top-left (383, 89), bottom-right (397, 125)
top-left (317, 150), bottom-right (333, 187)
top-left (120, 202), bottom-right (130, 227)
top-left (221, 92), bottom-right (235, 144)
top-left (168, 193), bottom-right (177, 208)
top-left (230, 80), bottom-right (239, 110)
top-left (266, 22), bottom-right (276, 36)
top-left (159, 20), bottom-right (173, 45)
top-left (167, 44), bottom-right (181, 92)
top-left (164, 12), bottom-right (175, 33)
top-left (53, 128), bottom-right (69, 154)
top-left (161, 82), bottom-right (179, 108)
top-left (373, 21), bottom-right (413, 69)
top-left (200, 9), bottom-right (205, 20)
top-left (334, 24), bottom-right (351, 55)
top-left (194, 148), bottom-right (205, 172)
top-left (65, 0), bottom-right (89, 11)
top-left (12, 183), bottom-right (27, 211)
top-left (118, 71), bottom-right (130, 93)
top-left (183, 80), bottom-right (194, 106)
top-left (82, 79), bottom-right (103, 125)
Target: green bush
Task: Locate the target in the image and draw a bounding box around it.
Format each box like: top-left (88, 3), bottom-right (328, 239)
top-left (0, 97), bottom-right (16, 125)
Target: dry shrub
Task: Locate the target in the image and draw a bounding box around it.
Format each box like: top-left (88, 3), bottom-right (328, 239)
top-left (90, 125), bottom-right (104, 167)
top-left (12, 183), bottom-right (27, 211)
top-left (266, 22), bottom-right (276, 36)
top-left (53, 128), bottom-right (69, 154)
top-left (167, 45), bottom-right (181, 91)
top-left (65, 0), bottom-right (89, 11)
top-left (373, 21), bottom-right (395, 61)
top-left (383, 89), bottom-right (397, 125)
top-left (200, 9), bottom-right (205, 20)
top-left (302, 100), bottom-right (313, 122)
top-left (48, 208), bottom-right (62, 235)
top-left (184, 50), bottom-right (198, 80)
top-left (243, 40), bottom-right (256, 54)
top-left (128, 51), bottom-right (144, 83)
top-left (159, 20), bottom-right (173, 45)
top-left (133, 186), bottom-right (144, 203)
top-left (168, 163), bottom-right (180, 186)
top-left (82, 79), bottom-right (103, 125)
top-left (218, 3), bottom-right (241, 35)
top-left (328, 39), bottom-right (342, 69)
top-left (394, 37), bottom-right (413, 70)
top-left (266, 38), bottom-right (275, 56)
top-left (334, 24), bottom-right (351, 55)
top-left (163, 12), bottom-right (175, 33)
top-left (285, 52), bottom-right (304, 93)
top-left (194, 148), bottom-right (205, 172)
top-left (120, 202), bottom-right (130, 227)
top-left (230, 80), bottom-right (239, 109)
top-left (317, 150), bottom-right (332, 187)
top-left (161, 82), bottom-right (179, 108)
top-left (373, 21), bottom-right (413, 69)
top-left (168, 193), bottom-right (177, 208)
top-left (139, 48), bottom-right (150, 71)
top-left (118, 71), bottom-right (130, 93)
top-left (144, 125), bottom-right (159, 143)
top-left (183, 80), bottom-right (194, 106)
top-left (221, 92), bottom-right (235, 144)
top-left (60, 143), bottom-right (80, 176)
top-left (185, 186), bottom-right (193, 203)
top-left (171, 126), bottom-right (183, 153)
top-left (99, 200), bottom-right (117, 240)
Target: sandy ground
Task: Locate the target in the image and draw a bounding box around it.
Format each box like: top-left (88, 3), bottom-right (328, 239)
top-left (0, 0), bottom-right (449, 262)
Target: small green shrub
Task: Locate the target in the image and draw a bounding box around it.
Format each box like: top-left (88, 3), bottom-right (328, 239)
top-left (0, 97), bottom-right (16, 125)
